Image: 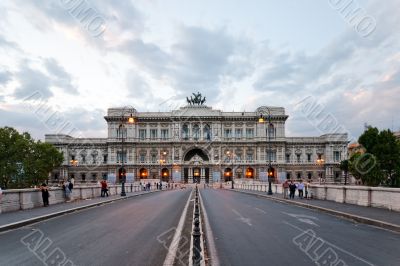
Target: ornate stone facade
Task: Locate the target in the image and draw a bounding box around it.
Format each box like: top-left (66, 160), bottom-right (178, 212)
top-left (45, 104), bottom-right (348, 184)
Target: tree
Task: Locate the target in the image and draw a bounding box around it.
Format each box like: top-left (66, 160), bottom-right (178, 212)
top-left (356, 127), bottom-right (400, 187)
top-left (0, 127), bottom-right (63, 189)
top-left (340, 159), bottom-right (349, 185)
top-left (349, 152), bottom-right (383, 186)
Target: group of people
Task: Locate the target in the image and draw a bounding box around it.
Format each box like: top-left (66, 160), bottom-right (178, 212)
top-left (282, 180), bottom-right (311, 199)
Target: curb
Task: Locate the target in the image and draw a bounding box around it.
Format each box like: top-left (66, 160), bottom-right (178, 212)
top-left (232, 189), bottom-right (400, 233)
top-left (0, 190), bottom-right (161, 233)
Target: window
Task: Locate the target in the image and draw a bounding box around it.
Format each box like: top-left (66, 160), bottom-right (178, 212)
top-left (246, 128), bottom-right (254, 138)
top-left (139, 154), bottom-right (146, 163)
top-left (161, 129), bottom-right (169, 140)
top-left (151, 154), bottom-right (157, 163)
top-left (287, 172), bottom-right (291, 180)
top-left (116, 127), bottom-right (127, 138)
top-left (267, 124), bottom-right (275, 139)
top-left (333, 151), bottom-right (341, 162)
top-left (117, 151), bottom-right (127, 163)
top-left (246, 154), bottom-right (253, 161)
top-left (182, 124), bottom-right (189, 140)
top-left (81, 173), bottom-right (86, 181)
top-left (203, 125), bottom-right (211, 140)
top-left (103, 154), bottom-right (108, 163)
top-left (266, 151), bottom-right (276, 162)
top-left (81, 154), bottom-right (86, 164)
top-left (285, 154), bottom-right (291, 163)
top-left (139, 129), bottom-right (147, 140)
top-left (224, 129), bottom-right (232, 138)
top-left (308, 172), bottom-right (312, 179)
top-left (235, 129), bottom-right (242, 139)
top-left (92, 173), bottom-right (97, 181)
top-left (150, 129), bottom-right (158, 139)
top-left (193, 124), bottom-right (200, 140)
top-left (307, 154), bottom-right (312, 162)
top-left (296, 154), bottom-right (301, 163)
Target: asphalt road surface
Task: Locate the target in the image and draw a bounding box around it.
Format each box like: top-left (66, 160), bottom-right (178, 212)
top-left (201, 189), bottom-right (400, 266)
top-left (0, 189), bottom-right (191, 266)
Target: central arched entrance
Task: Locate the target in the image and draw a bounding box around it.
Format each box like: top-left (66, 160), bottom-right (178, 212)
top-left (183, 148), bottom-right (210, 184)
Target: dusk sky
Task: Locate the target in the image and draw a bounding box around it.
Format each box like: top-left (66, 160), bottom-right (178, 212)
top-left (0, 0), bottom-right (399, 141)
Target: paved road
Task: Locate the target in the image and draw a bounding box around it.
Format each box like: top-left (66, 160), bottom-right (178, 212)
top-left (201, 189), bottom-right (400, 266)
top-left (0, 189), bottom-right (191, 266)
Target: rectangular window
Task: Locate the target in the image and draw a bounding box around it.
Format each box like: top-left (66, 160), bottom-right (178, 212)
top-left (285, 154), bottom-right (290, 163)
top-left (266, 151), bottom-right (276, 162)
top-left (103, 154), bottom-right (108, 163)
top-left (287, 172), bottom-right (291, 180)
top-left (116, 128), bottom-right (127, 138)
top-left (307, 154), bottom-right (311, 162)
top-left (117, 152), bottom-right (127, 163)
top-left (151, 154), bottom-right (157, 163)
top-left (297, 154), bottom-right (301, 163)
top-left (140, 154), bottom-right (146, 163)
top-left (235, 129), bottom-right (242, 139)
top-left (161, 129), bottom-right (169, 140)
top-left (246, 128), bottom-right (254, 138)
top-left (139, 129), bottom-right (146, 140)
top-left (334, 151), bottom-right (341, 162)
top-left (150, 129), bottom-right (158, 139)
top-left (224, 129), bottom-right (232, 138)
top-left (246, 154), bottom-right (253, 161)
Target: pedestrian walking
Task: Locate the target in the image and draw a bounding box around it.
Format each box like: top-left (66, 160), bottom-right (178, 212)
top-left (40, 183), bottom-right (50, 207)
top-left (305, 180), bottom-right (311, 199)
top-left (297, 180), bottom-right (304, 199)
top-left (156, 183), bottom-right (159, 190)
top-left (289, 181), bottom-right (296, 199)
top-left (100, 180), bottom-right (109, 197)
top-left (0, 186), bottom-right (3, 202)
top-left (283, 180), bottom-right (289, 199)
top-left (63, 180), bottom-right (71, 201)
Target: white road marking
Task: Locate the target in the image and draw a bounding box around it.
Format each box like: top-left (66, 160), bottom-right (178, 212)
top-left (282, 212), bottom-right (320, 227)
top-left (254, 207), bottom-right (267, 214)
top-left (199, 191), bottom-right (220, 266)
top-left (163, 189), bottom-right (193, 266)
top-left (232, 209), bottom-right (253, 226)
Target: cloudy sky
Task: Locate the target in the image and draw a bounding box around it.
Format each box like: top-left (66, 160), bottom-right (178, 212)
top-left (0, 0), bottom-right (399, 141)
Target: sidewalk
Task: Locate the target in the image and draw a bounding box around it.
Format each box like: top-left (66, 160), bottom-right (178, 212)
top-left (0, 190), bottom-right (160, 230)
top-left (233, 189), bottom-right (400, 231)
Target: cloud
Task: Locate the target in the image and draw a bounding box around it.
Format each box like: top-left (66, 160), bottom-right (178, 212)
top-left (0, 70), bottom-right (12, 85)
top-left (44, 58), bottom-right (78, 94)
top-left (13, 65), bottom-right (53, 100)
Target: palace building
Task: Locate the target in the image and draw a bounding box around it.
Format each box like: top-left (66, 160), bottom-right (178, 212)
top-left (45, 97), bottom-right (348, 184)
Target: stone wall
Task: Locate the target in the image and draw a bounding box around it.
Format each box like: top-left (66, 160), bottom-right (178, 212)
top-left (236, 182), bottom-right (400, 212)
top-left (0, 184), bottom-right (143, 214)
top-left (310, 185), bottom-right (400, 211)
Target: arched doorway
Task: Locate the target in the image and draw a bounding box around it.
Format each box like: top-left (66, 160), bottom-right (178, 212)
top-left (161, 168), bottom-right (169, 182)
top-left (245, 167), bottom-right (254, 178)
top-left (224, 168), bottom-right (233, 182)
top-left (183, 148), bottom-right (210, 183)
top-left (118, 167), bottom-right (126, 183)
top-left (139, 168), bottom-right (148, 179)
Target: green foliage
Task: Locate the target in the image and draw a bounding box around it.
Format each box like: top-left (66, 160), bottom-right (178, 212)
top-left (353, 127), bottom-right (400, 187)
top-left (0, 127), bottom-right (63, 189)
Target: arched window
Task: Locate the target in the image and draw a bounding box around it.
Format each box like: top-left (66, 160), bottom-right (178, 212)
top-left (182, 124), bottom-right (189, 140)
top-left (203, 124), bottom-right (211, 140)
top-left (267, 124), bottom-right (275, 139)
top-left (193, 124), bottom-right (200, 140)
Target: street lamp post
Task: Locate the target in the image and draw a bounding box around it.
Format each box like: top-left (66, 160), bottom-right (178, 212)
top-left (317, 157), bottom-right (325, 185)
top-left (226, 151), bottom-right (235, 189)
top-left (118, 107), bottom-right (135, 197)
top-left (259, 109), bottom-right (273, 195)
